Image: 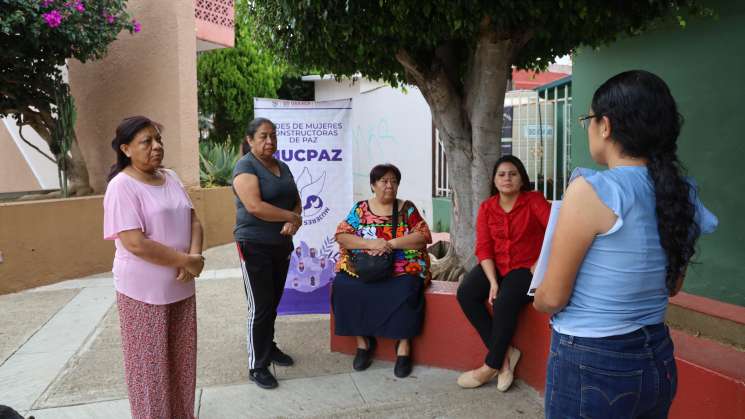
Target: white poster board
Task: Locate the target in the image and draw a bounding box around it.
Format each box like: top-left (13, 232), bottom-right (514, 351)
top-left (528, 200), bottom-right (562, 296)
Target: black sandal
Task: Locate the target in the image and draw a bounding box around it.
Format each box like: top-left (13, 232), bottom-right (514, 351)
top-left (353, 336), bottom-right (377, 371)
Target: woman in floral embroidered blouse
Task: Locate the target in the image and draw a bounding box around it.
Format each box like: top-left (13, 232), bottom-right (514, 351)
top-left (332, 164), bottom-right (432, 378)
top-left (456, 155), bottom-right (550, 392)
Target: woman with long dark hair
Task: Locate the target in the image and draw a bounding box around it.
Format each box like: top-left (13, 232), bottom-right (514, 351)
top-left (103, 116), bottom-right (204, 419)
top-left (456, 155), bottom-right (550, 391)
top-left (534, 70), bottom-right (718, 418)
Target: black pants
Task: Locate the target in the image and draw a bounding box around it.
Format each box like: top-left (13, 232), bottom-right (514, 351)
top-left (457, 265), bottom-right (533, 369)
top-left (237, 240), bottom-right (292, 370)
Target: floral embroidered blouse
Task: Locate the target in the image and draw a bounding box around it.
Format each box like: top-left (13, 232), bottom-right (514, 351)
top-left (335, 200), bottom-right (433, 285)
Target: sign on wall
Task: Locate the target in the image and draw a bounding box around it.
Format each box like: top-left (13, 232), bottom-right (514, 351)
top-left (523, 124), bottom-right (554, 139)
top-left (254, 98), bottom-right (353, 314)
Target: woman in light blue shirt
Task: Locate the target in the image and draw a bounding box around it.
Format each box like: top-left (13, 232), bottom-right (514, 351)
top-left (534, 70), bottom-right (717, 418)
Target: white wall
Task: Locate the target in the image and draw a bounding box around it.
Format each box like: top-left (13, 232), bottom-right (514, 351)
top-left (2, 117), bottom-right (59, 190)
top-left (313, 78), bottom-right (434, 225)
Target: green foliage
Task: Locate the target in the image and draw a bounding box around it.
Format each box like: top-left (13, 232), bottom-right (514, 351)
top-left (252, 0), bottom-right (704, 89)
top-left (277, 71), bottom-right (314, 101)
top-left (197, 3), bottom-right (284, 148)
top-left (0, 0), bottom-right (136, 195)
top-left (1, 0), bottom-right (135, 123)
top-left (52, 80), bottom-right (75, 196)
top-left (199, 142), bottom-right (240, 187)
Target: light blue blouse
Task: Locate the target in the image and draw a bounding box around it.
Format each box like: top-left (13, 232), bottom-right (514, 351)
top-left (551, 166), bottom-right (718, 337)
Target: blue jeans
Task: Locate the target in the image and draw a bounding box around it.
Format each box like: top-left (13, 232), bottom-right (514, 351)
top-left (545, 324), bottom-right (677, 419)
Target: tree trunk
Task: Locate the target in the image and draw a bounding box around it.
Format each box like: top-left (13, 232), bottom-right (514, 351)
top-left (25, 113), bottom-right (93, 196)
top-left (397, 23), bottom-right (526, 280)
top-left (67, 134), bottom-right (94, 195)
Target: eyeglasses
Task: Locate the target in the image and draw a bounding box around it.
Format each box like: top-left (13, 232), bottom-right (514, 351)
top-left (578, 113), bottom-right (602, 130)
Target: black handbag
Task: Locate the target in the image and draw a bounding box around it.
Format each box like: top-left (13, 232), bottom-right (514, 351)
top-left (352, 201), bottom-right (399, 283)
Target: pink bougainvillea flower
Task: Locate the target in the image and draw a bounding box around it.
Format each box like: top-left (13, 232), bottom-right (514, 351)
top-left (41, 0), bottom-right (55, 7)
top-left (42, 10), bottom-right (63, 28)
top-left (74, 1), bottom-right (84, 12)
top-left (132, 19), bottom-right (141, 33)
top-left (103, 11), bottom-right (116, 24)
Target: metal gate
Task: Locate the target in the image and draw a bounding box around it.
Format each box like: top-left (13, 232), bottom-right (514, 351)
top-left (433, 77), bottom-right (572, 200)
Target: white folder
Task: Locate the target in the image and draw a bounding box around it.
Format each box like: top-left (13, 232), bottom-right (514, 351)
top-left (528, 200), bottom-right (563, 296)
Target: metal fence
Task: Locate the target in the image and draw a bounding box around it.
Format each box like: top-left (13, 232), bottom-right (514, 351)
top-left (433, 77), bottom-right (572, 201)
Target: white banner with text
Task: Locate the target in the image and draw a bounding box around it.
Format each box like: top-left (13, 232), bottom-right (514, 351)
top-left (254, 97), bottom-right (353, 314)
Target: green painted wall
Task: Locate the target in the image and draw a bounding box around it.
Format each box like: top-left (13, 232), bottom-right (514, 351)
top-left (572, 1), bottom-right (745, 306)
top-left (432, 197), bottom-right (452, 233)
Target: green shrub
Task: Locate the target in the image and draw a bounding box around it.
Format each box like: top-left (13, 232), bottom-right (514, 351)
top-left (199, 142), bottom-right (240, 187)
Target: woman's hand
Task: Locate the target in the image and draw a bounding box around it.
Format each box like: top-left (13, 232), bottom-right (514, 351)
top-left (386, 232), bottom-right (427, 250)
top-left (489, 280), bottom-right (499, 304)
top-left (367, 238), bottom-right (392, 256)
top-left (280, 222), bottom-right (299, 236)
top-left (289, 212), bottom-right (302, 226)
top-left (176, 268), bottom-right (195, 282)
top-left (183, 254), bottom-right (205, 277)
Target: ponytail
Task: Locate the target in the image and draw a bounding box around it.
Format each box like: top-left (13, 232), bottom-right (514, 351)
top-left (107, 148), bottom-right (131, 182)
top-left (647, 150), bottom-right (700, 291)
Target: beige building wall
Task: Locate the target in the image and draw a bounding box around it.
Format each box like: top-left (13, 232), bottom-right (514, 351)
top-left (68, 0), bottom-right (199, 193)
top-left (0, 124), bottom-right (40, 193)
top-left (0, 187), bottom-right (235, 295)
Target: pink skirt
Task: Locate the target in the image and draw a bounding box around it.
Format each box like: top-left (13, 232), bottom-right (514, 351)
top-left (117, 292), bottom-right (197, 419)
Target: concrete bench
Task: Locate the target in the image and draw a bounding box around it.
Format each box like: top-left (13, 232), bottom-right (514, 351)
top-left (330, 280), bottom-right (745, 418)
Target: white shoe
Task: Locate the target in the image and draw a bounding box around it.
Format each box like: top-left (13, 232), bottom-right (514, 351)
top-left (497, 347), bottom-right (521, 392)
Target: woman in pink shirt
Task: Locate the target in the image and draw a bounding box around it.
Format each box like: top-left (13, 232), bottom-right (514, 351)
top-left (103, 116), bottom-right (205, 419)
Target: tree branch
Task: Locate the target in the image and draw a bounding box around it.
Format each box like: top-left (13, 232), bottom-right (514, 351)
top-left (20, 109), bottom-right (54, 144)
top-left (433, 41), bottom-right (463, 96)
top-left (395, 48), bottom-right (471, 156)
top-left (394, 49), bottom-right (427, 86)
top-left (17, 124), bottom-right (56, 163)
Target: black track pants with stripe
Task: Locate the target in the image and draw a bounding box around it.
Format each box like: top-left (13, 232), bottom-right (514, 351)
top-left (236, 240), bottom-right (292, 370)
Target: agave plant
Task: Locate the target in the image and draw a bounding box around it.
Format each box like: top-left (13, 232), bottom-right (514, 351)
top-left (199, 142), bottom-right (240, 187)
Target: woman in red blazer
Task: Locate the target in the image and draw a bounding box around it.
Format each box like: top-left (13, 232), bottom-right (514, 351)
top-left (456, 155), bottom-right (550, 392)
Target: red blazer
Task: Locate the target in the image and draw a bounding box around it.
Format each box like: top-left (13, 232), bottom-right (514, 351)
top-left (474, 191), bottom-right (550, 277)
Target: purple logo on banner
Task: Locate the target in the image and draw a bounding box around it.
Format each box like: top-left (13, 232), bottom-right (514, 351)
top-left (296, 167), bottom-right (331, 225)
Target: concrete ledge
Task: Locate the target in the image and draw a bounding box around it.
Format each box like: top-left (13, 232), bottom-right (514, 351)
top-left (0, 187), bottom-right (235, 295)
top-left (330, 280), bottom-right (745, 419)
top-left (668, 291), bottom-right (745, 349)
top-left (330, 280), bottom-right (551, 390)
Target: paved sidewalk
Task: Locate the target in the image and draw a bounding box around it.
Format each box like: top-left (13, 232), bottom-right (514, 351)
top-left (0, 244), bottom-right (544, 418)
